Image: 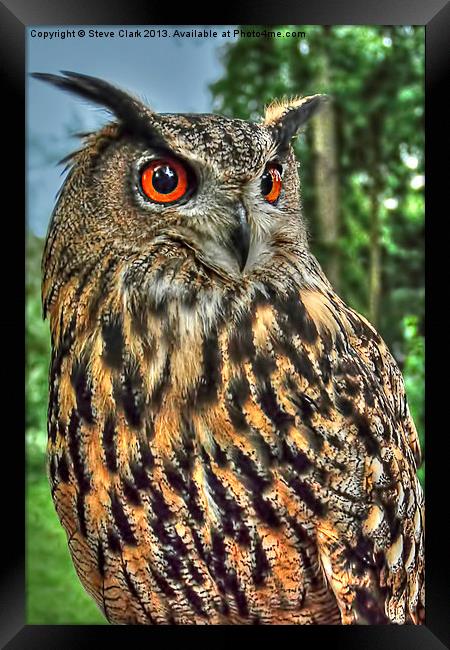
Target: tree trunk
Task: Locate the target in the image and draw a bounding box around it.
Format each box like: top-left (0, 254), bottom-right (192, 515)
top-left (311, 29), bottom-right (340, 289)
top-left (368, 181), bottom-right (381, 326)
top-left (367, 114), bottom-right (383, 328)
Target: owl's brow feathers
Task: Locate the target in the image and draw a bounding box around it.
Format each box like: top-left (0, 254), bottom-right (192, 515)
top-left (31, 71), bottom-right (328, 152)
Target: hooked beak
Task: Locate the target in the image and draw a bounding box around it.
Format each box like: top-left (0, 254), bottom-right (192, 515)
top-left (228, 203), bottom-right (250, 272)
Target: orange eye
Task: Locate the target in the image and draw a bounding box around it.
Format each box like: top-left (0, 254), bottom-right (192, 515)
top-left (261, 164), bottom-right (282, 203)
top-left (140, 158), bottom-right (189, 203)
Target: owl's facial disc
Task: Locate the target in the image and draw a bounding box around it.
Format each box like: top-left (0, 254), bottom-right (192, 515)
top-left (133, 149), bottom-right (257, 275)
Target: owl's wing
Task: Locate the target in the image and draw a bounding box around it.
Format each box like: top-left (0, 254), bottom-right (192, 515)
top-left (275, 289), bottom-right (425, 624)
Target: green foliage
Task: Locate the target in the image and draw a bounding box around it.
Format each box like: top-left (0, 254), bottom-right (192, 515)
top-left (402, 316), bottom-right (425, 486)
top-left (26, 234), bottom-right (50, 475)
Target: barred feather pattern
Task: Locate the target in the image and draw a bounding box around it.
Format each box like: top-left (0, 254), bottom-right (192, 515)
top-left (45, 244), bottom-right (424, 625)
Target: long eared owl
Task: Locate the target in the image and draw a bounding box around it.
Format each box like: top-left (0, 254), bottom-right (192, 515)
top-left (32, 71), bottom-right (424, 625)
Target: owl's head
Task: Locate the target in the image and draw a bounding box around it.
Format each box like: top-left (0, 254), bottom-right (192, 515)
top-left (33, 72), bottom-right (326, 319)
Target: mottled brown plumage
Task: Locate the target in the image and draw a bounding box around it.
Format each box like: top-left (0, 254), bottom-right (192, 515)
top-left (35, 72), bottom-right (424, 625)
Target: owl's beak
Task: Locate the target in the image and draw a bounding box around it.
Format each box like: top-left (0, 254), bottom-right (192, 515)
top-left (229, 203), bottom-right (250, 272)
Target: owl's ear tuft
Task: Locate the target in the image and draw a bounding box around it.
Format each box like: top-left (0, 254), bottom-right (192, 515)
top-left (30, 71), bottom-right (158, 140)
top-left (264, 94), bottom-right (329, 152)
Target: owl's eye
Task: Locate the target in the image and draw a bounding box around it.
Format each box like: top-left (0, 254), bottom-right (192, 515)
top-left (261, 163), bottom-right (282, 203)
top-left (140, 158), bottom-right (189, 204)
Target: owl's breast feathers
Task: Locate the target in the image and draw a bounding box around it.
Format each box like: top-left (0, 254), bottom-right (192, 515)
top-left (46, 264), bottom-right (424, 625)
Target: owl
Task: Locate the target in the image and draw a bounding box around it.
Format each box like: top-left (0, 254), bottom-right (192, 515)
top-left (32, 71), bottom-right (424, 625)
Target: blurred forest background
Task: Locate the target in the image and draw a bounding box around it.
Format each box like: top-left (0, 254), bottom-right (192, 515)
top-left (26, 25), bottom-right (424, 624)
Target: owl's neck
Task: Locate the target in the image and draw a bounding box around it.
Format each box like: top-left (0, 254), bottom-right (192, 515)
top-left (47, 246), bottom-right (352, 473)
top-left (47, 241), bottom-right (331, 364)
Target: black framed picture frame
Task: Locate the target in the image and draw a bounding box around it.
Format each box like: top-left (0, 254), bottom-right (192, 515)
top-left (4, 0), bottom-right (449, 646)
